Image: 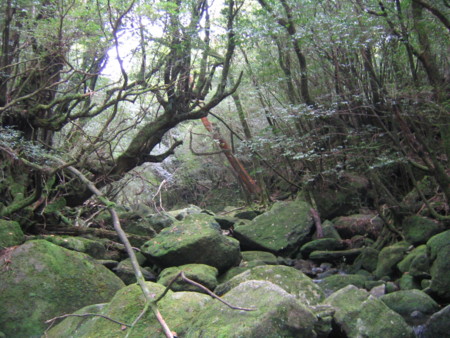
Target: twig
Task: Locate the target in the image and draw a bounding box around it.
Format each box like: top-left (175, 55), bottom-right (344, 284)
top-left (45, 313), bottom-right (131, 327)
top-left (156, 272), bottom-right (255, 312)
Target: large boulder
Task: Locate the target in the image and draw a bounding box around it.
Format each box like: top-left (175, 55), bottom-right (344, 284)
top-left (233, 200), bottom-right (314, 255)
top-left (427, 230), bottom-right (450, 301)
top-left (325, 285), bottom-right (414, 338)
top-left (380, 290), bottom-right (440, 323)
top-left (215, 265), bottom-right (325, 306)
top-left (402, 216), bottom-right (444, 245)
top-left (187, 280), bottom-right (318, 337)
top-left (397, 245), bottom-right (430, 279)
top-left (47, 282), bottom-right (211, 337)
top-left (140, 214), bottom-right (241, 272)
top-left (0, 240), bottom-right (125, 337)
top-left (0, 220), bottom-right (24, 248)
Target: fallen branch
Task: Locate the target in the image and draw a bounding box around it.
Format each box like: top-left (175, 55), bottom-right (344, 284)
top-left (156, 271), bottom-right (255, 312)
top-left (52, 160), bottom-right (174, 338)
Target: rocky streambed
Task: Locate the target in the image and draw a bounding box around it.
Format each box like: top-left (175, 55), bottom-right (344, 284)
top-left (0, 198), bottom-right (449, 337)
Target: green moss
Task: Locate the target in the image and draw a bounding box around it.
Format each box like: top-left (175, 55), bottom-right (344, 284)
top-left (157, 264), bottom-right (218, 292)
top-left (380, 290), bottom-right (439, 320)
top-left (0, 240), bottom-right (124, 337)
top-left (325, 285), bottom-right (414, 338)
top-left (187, 280), bottom-right (317, 337)
top-left (0, 220), bottom-right (24, 247)
top-left (48, 282), bottom-right (211, 337)
top-left (234, 200), bottom-right (314, 255)
top-left (215, 265), bottom-right (324, 306)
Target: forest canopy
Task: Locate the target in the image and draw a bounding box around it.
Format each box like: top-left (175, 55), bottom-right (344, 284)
top-left (0, 0), bottom-right (449, 226)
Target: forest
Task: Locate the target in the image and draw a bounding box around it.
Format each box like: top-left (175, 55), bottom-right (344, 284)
top-left (0, 0), bottom-right (449, 337)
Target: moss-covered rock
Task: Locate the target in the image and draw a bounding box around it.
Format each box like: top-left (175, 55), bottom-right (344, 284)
top-left (397, 245), bottom-right (427, 274)
top-left (398, 273), bottom-right (420, 290)
top-left (380, 290), bottom-right (440, 323)
top-left (300, 238), bottom-right (344, 257)
top-left (325, 285), bottom-right (414, 338)
top-left (187, 280), bottom-right (318, 337)
top-left (352, 247), bottom-right (380, 273)
top-left (233, 200), bottom-right (314, 255)
top-left (374, 241), bottom-right (410, 279)
top-left (314, 220), bottom-right (342, 240)
top-left (309, 248), bottom-right (363, 264)
top-left (402, 216), bottom-right (444, 245)
top-left (215, 265), bottom-right (324, 306)
top-left (241, 250), bottom-right (278, 265)
top-left (114, 255), bottom-right (156, 285)
top-left (140, 214), bottom-right (241, 272)
top-left (166, 205), bottom-right (204, 220)
top-left (0, 240), bottom-right (125, 337)
top-left (316, 274), bottom-right (369, 296)
top-left (157, 264), bottom-right (218, 293)
top-left (426, 230), bottom-right (450, 261)
top-left (40, 235), bottom-right (106, 259)
top-left (47, 282), bottom-right (211, 337)
top-left (0, 220), bottom-right (24, 248)
top-left (426, 230), bottom-right (450, 300)
top-left (422, 304), bottom-right (450, 338)
top-left (332, 213), bottom-right (383, 240)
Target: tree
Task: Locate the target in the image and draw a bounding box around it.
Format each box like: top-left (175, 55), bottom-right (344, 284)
top-left (0, 0), bottom-right (241, 220)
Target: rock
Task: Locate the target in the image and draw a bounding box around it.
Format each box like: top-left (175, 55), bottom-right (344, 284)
top-left (309, 248), bottom-right (363, 264)
top-left (397, 245), bottom-right (427, 274)
top-left (140, 214), bottom-right (241, 272)
top-left (313, 220), bottom-right (342, 240)
top-left (166, 204), bottom-right (204, 220)
top-left (45, 303), bottom-right (108, 337)
top-left (233, 208), bottom-right (262, 220)
top-left (316, 274), bottom-right (369, 296)
top-left (233, 200), bottom-right (314, 255)
top-left (0, 240), bottom-right (125, 337)
top-left (426, 229), bottom-right (450, 261)
top-left (47, 282), bottom-right (211, 337)
top-left (214, 215), bottom-right (236, 229)
top-left (113, 255), bottom-right (156, 285)
top-left (402, 216), bottom-right (444, 245)
top-left (0, 220), bottom-right (24, 248)
top-left (300, 238), bottom-right (344, 257)
top-left (332, 213), bottom-right (383, 240)
top-left (120, 212), bottom-right (175, 237)
top-left (40, 235), bottom-right (106, 259)
top-left (325, 285), bottom-right (414, 338)
top-left (218, 266), bottom-right (251, 283)
top-left (352, 247), bottom-right (379, 272)
top-left (241, 250), bottom-right (278, 265)
top-left (187, 280), bottom-right (318, 337)
top-left (398, 273), bottom-right (420, 290)
top-left (369, 284), bottom-right (386, 298)
top-left (215, 265), bottom-right (325, 306)
top-left (374, 241), bottom-right (410, 279)
top-left (307, 172), bottom-right (371, 219)
top-left (427, 230), bottom-right (450, 301)
top-left (157, 264), bottom-right (218, 293)
top-left (422, 304), bottom-right (450, 338)
top-left (380, 289), bottom-right (440, 324)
